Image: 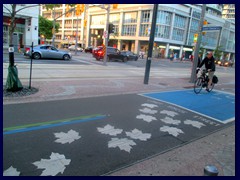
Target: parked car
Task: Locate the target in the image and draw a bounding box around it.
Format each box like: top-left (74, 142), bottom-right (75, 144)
top-left (68, 45), bottom-right (83, 52)
top-left (84, 46), bottom-right (94, 53)
top-left (219, 60), bottom-right (234, 67)
top-left (94, 47), bottom-right (138, 62)
top-left (92, 46), bottom-right (103, 59)
top-left (24, 45), bottom-right (72, 60)
top-left (108, 51), bottom-right (138, 62)
top-left (94, 47), bottom-right (117, 61)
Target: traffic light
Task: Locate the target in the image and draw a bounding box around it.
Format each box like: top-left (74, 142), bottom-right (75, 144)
top-left (109, 23), bottom-right (115, 33)
top-left (76, 4), bottom-right (81, 16)
top-left (113, 4), bottom-right (118, 9)
top-left (84, 20), bottom-right (87, 27)
top-left (193, 33), bottom-right (198, 42)
top-left (66, 5), bottom-right (70, 17)
top-left (81, 4), bottom-right (85, 13)
top-left (203, 20), bottom-right (208, 25)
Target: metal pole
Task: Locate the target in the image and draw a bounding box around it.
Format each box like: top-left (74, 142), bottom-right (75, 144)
top-left (103, 4), bottom-right (110, 65)
top-left (52, 5), bottom-right (56, 47)
top-left (29, 42), bottom-right (33, 89)
top-left (189, 4), bottom-right (206, 83)
top-left (75, 15), bottom-right (79, 55)
top-left (144, 4), bottom-right (158, 84)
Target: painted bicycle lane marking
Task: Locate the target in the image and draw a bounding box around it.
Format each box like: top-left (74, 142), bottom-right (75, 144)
top-left (3, 114), bottom-right (107, 135)
top-left (140, 89), bottom-right (235, 124)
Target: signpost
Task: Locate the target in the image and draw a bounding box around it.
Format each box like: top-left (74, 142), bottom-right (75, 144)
top-left (202, 26), bottom-right (222, 31)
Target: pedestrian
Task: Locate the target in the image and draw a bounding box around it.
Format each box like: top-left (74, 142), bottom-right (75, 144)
top-left (139, 50), bottom-right (144, 59)
top-left (170, 53), bottom-right (174, 61)
top-left (181, 53), bottom-right (185, 61)
top-left (197, 52), bottom-right (216, 92)
top-left (198, 54), bottom-right (202, 67)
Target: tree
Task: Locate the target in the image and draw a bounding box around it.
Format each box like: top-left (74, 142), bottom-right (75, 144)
top-left (39, 15), bottom-right (60, 39)
top-left (3, 4), bottom-right (39, 92)
top-left (214, 45), bottom-right (223, 61)
top-left (44, 4), bottom-right (75, 46)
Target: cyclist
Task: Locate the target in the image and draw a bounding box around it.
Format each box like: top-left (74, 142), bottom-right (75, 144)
top-left (197, 52), bottom-right (216, 92)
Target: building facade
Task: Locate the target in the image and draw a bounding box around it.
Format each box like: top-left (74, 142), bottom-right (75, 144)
top-left (3, 4), bottom-right (39, 51)
top-left (222, 4), bottom-right (235, 21)
top-left (41, 4), bottom-right (235, 60)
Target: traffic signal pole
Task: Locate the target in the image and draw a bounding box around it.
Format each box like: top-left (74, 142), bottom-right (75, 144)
top-left (190, 4), bottom-right (206, 83)
top-left (103, 4), bottom-right (110, 65)
top-left (144, 4), bottom-right (158, 84)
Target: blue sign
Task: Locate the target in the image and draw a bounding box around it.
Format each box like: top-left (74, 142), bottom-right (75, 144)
top-left (202, 26), bottom-right (222, 31)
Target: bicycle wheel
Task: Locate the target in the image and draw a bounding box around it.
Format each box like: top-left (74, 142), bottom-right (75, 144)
top-left (194, 77), bottom-right (203, 94)
top-left (208, 82), bottom-right (215, 92)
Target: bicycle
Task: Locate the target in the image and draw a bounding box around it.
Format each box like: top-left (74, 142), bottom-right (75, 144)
top-left (194, 68), bottom-right (215, 94)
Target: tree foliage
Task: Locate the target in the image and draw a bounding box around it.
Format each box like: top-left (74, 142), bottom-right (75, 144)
top-left (214, 45), bottom-right (223, 60)
top-left (39, 16), bottom-right (60, 39)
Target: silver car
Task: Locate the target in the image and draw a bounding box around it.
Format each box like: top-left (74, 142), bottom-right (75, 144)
top-left (24, 45), bottom-right (72, 60)
top-left (68, 45), bottom-right (83, 52)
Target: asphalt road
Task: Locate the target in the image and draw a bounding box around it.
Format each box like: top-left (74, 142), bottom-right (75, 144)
top-left (3, 90), bottom-right (234, 176)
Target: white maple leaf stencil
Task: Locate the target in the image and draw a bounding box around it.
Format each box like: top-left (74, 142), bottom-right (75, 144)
top-left (33, 152), bottom-right (71, 176)
top-left (125, 129), bottom-right (151, 141)
top-left (160, 116), bottom-right (181, 125)
top-left (184, 120), bottom-right (206, 129)
top-left (3, 166), bottom-right (20, 176)
top-left (108, 138), bottom-right (136, 153)
top-left (160, 126), bottom-right (184, 137)
top-left (139, 108), bottom-right (158, 114)
top-left (160, 110), bottom-right (179, 117)
top-left (54, 130), bottom-right (81, 144)
top-left (136, 114), bottom-right (157, 122)
top-left (97, 124), bottom-right (123, 136)
top-left (141, 103), bottom-right (158, 109)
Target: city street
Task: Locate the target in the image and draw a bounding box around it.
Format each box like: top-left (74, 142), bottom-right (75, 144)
top-left (3, 52), bottom-right (235, 176)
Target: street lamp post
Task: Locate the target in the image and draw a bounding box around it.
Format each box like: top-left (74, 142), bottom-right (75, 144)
top-left (75, 15), bottom-right (79, 55)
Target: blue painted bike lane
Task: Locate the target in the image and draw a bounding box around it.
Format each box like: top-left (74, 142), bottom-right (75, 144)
top-left (141, 89), bottom-right (235, 124)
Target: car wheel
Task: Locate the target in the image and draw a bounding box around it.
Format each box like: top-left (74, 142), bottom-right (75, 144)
top-left (135, 57), bottom-right (138, 61)
top-left (33, 53), bottom-right (41, 60)
top-left (123, 57), bottom-right (128, 62)
top-left (63, 54), bottom-right (70, 60)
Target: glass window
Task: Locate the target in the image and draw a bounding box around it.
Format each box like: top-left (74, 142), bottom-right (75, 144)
top-left (141, 10), bottom-right (150, 23)
top-left (154, 25), bottom-right (170, 39)
top-left (140, 24), bottom-right (150, 37)
top-left (124, 12), bottom-right (138, 23)
top-left (174, 15), bottom-right (186, 29)
top-left (110, 14), bottom-right (120, 24)
top-left (172, 28), bottom-right (185, 41)
top-left (156, 11), bottom-right (172, 25)
top-left (190, 19), bottom-right (199, 31)
top-left (122, 25), bottom-right (137, 36)
top-left (91, 15), bottom-right (105, 25)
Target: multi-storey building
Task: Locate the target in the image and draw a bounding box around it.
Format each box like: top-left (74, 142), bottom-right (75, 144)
top-left (3, 4), bottom-right (39, 51)
top-left (41, 4), bottom-right (235, 60)
top-left (222, 4), bottom-right (235, 21)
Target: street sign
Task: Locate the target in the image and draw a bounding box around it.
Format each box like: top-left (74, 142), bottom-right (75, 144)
top-left (202, 26), bottom-right (222, 31)
top-left (104, 31), bottom-right (108, 38)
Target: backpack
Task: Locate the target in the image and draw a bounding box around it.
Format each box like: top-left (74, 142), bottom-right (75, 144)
top-left (212, 75), bottom-right (218, 84)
